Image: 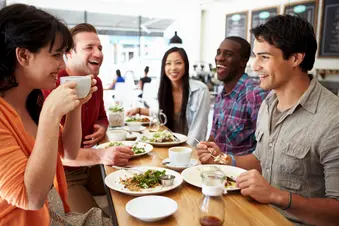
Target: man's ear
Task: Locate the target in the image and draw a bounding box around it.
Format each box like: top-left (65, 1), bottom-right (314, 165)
top-left (291, 53), bottom-right (305, 68)
top-left (65, 49), bottom-right (73, 59)
top-left (15, 47), bottom-right (31, 66)
top-left (240, 58), bottom-right (249, 68)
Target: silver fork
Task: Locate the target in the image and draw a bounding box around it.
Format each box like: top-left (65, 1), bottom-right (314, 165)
top-left (194, 137), bottom-right (217, 160)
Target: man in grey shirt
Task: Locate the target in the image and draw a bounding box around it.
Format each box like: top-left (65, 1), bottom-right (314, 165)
top-left (197, 15), bottom-right (339, 225)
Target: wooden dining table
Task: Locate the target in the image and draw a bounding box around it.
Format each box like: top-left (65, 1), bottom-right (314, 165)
top-left (99, 134), bottom-right (293, 226)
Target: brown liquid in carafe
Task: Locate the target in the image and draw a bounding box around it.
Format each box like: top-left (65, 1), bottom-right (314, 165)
top-left (199, 216), bottom-right (223, 226)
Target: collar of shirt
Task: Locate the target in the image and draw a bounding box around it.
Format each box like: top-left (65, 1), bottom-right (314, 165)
top-left (58, 69), bottom-right (68, 77)
top-left (220, 73), bottom-right (249, 101)
top-left (189, 79), bottom-right (201, 92)
top-left (265, 76), bottom-right (320, 116)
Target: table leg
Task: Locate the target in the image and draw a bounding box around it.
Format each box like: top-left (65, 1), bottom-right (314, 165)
top-left (99, 164), bottom-right (119, 226)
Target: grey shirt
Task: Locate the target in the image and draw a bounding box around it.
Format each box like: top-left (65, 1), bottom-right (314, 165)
top-left (253, 78), bottom-right (339, 225)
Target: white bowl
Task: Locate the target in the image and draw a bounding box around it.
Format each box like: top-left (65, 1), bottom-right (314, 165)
top-left (107, 130), bottom-right (127, 141)
top-left (126, 121), bottom-right (143, 130)
top-left (126, 196), bottom-right (177, 222)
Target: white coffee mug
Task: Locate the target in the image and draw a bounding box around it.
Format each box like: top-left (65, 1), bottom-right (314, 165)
top-left (168, 147), bottom-right (192, 166)
top-left (60, 76), bottom-right (91, 98)
top-left (107, 130), bottom-right (127, 141)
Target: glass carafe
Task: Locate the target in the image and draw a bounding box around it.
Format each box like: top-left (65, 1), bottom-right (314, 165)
top-left (107, 104), bottom-right (124, 127)
top-left (199, 170), bottom-right (225, 226)
top-left (149, 109), bottom-right (167, 132)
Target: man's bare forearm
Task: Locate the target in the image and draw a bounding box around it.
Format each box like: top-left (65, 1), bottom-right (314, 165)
top-left (235, 154), bottom-right (262, 173)
top-left (271, 190), bottom-right (339, 226)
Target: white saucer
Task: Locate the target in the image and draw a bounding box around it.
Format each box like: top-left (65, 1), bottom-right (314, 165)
top-left (123, 126), bottom-right (146, 132)
top-left (162, 158), bottom-right (199, 170)
top-left (126, 196), bottom-right (177, 222)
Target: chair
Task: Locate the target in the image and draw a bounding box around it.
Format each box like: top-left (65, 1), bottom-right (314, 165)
top-left (142, 81), bottom-right (159, 109)
top-left (103, 90), bottom-right (115, 108)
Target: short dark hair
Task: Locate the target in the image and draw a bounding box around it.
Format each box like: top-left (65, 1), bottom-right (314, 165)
top-left (116, 69), bottom-right (121, 77)
top-left (144, 66), bottom-right (149, 74)
top-left (70, 23), bottom-right (97, 37)
top-left (225, 36), bottom-right (251, 60)
top-left (251, 15), bottom-right (317, 72)
top-left (70, 23), bottom-right (97, 51)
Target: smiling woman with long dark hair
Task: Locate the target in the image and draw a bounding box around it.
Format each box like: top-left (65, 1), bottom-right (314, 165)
top-left (127, 47), bottom-right (210, 145)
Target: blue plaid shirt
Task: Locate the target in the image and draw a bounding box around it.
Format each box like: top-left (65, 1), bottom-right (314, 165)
top-left (211, 74), bottom-right (268, 155)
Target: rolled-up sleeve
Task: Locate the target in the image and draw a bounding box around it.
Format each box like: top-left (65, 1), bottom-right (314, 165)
top-left (0, 127), bottom-right (29, 209)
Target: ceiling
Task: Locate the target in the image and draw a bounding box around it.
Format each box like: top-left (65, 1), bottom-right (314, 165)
top-left (10, 0), bottom-right (238, 37)
top-left (45, 8), bottom-right (174, 37)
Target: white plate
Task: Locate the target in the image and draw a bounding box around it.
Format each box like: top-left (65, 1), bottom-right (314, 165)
top-left (96, 141), bottom-right (153, 158)
top-left (140, 132), bottom-right (187, 147)
top-left (181, 164), bottom-right (247, 191)
top-left (105, 166), bottom-right (183, 196)
top-left (162, 158), bottom-right (199, 171)
top-left (123, 126), bottom-right (146, 132)
top-left (126, 196), bottom-right (177, 222)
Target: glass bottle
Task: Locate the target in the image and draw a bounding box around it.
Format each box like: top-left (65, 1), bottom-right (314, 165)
top-left (107, 104), bottom-right (124, 127)
top-left (199, 171), bottom-right (225, 226)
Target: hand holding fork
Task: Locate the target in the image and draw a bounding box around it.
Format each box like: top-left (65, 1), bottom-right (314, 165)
top-left (194, 138), bottom-right (217, 160)
top-left (195, 138), bottom-right (229, 164)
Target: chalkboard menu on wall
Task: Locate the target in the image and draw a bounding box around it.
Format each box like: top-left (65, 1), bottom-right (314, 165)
top-left (225, 11), bottom-right (248, 39)
top-left (319, 0), bottom-right (339, 57)
top-left (284, 0), bottom-right (317, 29)
top-left (250, 7), bottom-right (279, 56)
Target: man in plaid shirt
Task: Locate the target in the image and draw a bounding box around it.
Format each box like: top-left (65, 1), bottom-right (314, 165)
top-left (209, 36), bottom-right (268, 155)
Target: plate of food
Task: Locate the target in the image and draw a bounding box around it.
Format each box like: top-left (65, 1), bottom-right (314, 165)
top-left (125, 114), bottom-right (150, 125)
top-left (139, 131), bottom-right (187, 147)
top-left (104, 166), bottom-right (183, 196)
top-left (96, 141), bottom-right (153, 158)
top-left (181, 165), bottom-right (246, 191)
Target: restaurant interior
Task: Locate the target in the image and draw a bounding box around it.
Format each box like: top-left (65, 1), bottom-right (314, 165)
top-left (2, 0), bottom-right (338, 225)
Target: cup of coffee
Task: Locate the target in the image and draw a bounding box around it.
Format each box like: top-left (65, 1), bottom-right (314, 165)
top-left (107, 130), bottom-right (127, 141)
top-left (168, 147), bottom-right (192, 166)
top-left (60, 76), bottom-right (91, 98)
